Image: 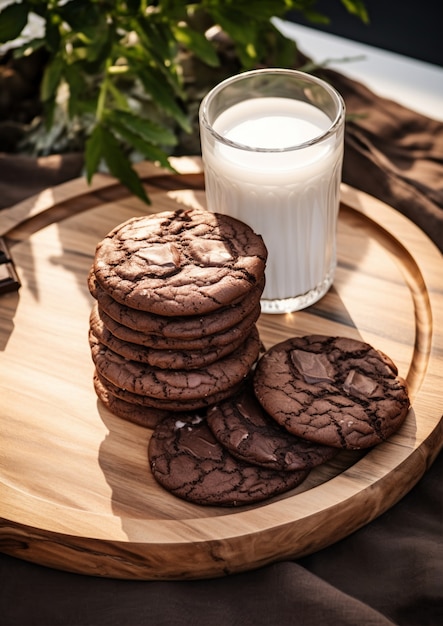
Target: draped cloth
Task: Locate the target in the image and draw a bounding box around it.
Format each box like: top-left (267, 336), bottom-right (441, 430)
top-left (0, 65), bottom-right (442, 626)
top-left (322, 68), bottom-right (443, 251)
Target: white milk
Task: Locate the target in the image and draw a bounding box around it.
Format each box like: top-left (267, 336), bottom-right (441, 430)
top-left (200, 97), bottom-right (344, 313)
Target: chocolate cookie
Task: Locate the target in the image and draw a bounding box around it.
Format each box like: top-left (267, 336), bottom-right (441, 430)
top-left (89, 304), bottom-right (248, 370)
top-left (94, 369), bottom-right (244, 412)
top-left (148, 414), bottom-right (309, 506)
top-left (93, 371), bottom-right (169, 428)
top-left (207, 384), bottom-right (338, 471)
top-left (253, 335), bottom-right (410, 450)
top-left (89, 268), bottom-right (264, 339)
top-left (95, 301), bottom-right (261, 351)
top-left (90, 325), bottom-right (261, 401)
top-left (92, 208), bottom-right (267, 316)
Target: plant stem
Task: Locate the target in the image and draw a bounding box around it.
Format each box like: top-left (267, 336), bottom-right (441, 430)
top-left (96, 58), bottom-right (112, 122)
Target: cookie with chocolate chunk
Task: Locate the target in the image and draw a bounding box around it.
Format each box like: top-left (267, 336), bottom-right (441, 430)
top-left (92, 208), bottom-right (267, 316)
top-left (148, 414), bottom-right (309, 506)
top-left (253, 335), bottom-right (410, 450)
top-left (207, 383), bottom-right (338, 471)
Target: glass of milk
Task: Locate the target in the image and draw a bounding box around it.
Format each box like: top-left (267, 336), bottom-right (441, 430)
top-left (199, 68), bottom-right (345, 314)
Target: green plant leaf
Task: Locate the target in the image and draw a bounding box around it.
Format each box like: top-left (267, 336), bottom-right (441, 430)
top-left (171, 23), bottom-right (219, 67)
top-left (298, 9), bottom-right (330, 24)
top-left (108, 110), bottom-right (177, 147)
top-left (136, 17), bottom-right (177, 70)
top-left (67, 27), bottom-right (114, 75)
top-left (59, 0), bottom-right (102, 30)
top-left (207, 0), bottom-right (288, 23)
top-left (137, 66), bottom-right (191, 132)
top-left (261, 22), bottom-right (298, 68)
top-left (42, 96), bottom-right (56, 129)
top-left (44, 11), bottom-right (61, 52)
top-left (11, 37), bottom-right (46, 58)
top-left (203, 5), bottom-right (269, 66)
top-left (40, 55), bottom-right (64, 102)
top-left (132, 19), bottom-right (185, 105)
top-left (106, 81), bottom-right (131, 112)
top-left (126, 0), bottom-right (142, 13)
top-left (86, 123), bottom-right (150, 203)
top-left (341, 0), bottom-right (370, 23)
top-left (109, 119), bottom-right (176, 172)
top-left (64, 5), bottom-right (112, 66)
top-left (100, 126), bottom-right (150, 204)
top-left (207, 9), bottom-right (250, 47)
top-left (64, 63), bottom-right (93, 117)
top-left (0, 1), bottom-right (29, 43)
top-left (85, 124), bottom-right (104, 183)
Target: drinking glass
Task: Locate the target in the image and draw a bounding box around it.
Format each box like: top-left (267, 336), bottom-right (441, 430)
top-left (199, 68), bottom-right (345, 314)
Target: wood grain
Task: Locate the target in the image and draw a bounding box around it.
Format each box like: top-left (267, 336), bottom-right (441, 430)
top-left (0, 157), bottom-right (442, 580)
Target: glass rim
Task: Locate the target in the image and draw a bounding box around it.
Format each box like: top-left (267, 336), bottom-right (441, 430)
top-left (199, 68), bottom-right (345, 153)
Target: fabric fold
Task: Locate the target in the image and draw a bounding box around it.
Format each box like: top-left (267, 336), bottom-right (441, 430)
top-left (318, 69), bottom-right (443, 251)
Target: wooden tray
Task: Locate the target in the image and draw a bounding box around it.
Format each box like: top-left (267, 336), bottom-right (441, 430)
top-left (0, 157), bottom-right (442, 580)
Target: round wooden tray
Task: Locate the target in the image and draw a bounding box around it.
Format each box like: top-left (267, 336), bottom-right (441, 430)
top-left (0, 157), bottom-right (442, 580)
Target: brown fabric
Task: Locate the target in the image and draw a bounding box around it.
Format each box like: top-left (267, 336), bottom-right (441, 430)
top-left (321, 69), bottom-right (443, 252)
top-left (0, 71), bottom-right (442, 626)
top-left (1, 452), bottom-right (441, 625)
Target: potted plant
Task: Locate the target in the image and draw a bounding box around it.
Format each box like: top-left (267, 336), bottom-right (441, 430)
top-left (0, 0), bottom-right (367, 202)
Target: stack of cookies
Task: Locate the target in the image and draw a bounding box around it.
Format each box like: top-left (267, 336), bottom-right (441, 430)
top-left (87, 209), bottom-right (411, 509)
top-left (87, 207), bottom-right (268, 428)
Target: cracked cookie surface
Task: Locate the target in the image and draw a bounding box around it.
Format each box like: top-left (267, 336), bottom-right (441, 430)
top-left (207, 383), bottom-right (338, 471)
top-left (92, 208), bottom-right (267, 316)
top-left (148, 414), bottom-right (309, 506)
top-left (89, 303), bottom-right (249, 370)
top-left (93, 371), bottom-right (169, 428)
top-left (253, 335), bottom-right (410, 450)
top-left (89, 269), bottom-right (264, 339)
top-left (94, 368), bottom-right (244, 412)
top-left (93, 300), bottom-right (261, 351)
top-left (90, 325), bottom-right (261, 401)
